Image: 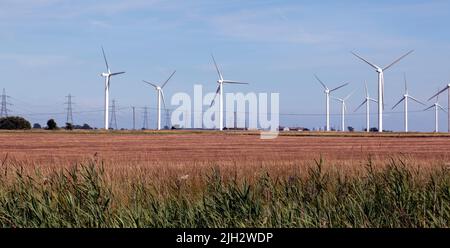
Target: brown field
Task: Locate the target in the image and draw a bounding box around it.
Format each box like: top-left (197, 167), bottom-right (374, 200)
top-left (0, 130), bottom-right (449, 163)
top-left (0, 130), bottom-right (449, 199)
top-left (1, 130), bottom-right (449, 176)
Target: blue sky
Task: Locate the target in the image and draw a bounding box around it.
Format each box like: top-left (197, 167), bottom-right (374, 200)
top-left (1, 0), bottom-right (450, 131)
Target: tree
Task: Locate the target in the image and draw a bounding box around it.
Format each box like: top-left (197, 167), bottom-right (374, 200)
top-left (47, 119), bottom-right (58, 130)
top-left (65, 122), bottom-right (73, 130)
top-left (369, 127), bottom-right (378, 132)
top-left (347, 126), bottom-right (354, 132)
top-left (0, 116), bottom-right (31, 130)
top-left (33, 123), bottom-right (41, 129)
top-left (81, 123), bottom-right (92, 130)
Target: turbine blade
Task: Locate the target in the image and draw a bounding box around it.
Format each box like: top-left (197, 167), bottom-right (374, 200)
top-left (351, 51), bottom-right (379, 70)
top-left (423, 105), bottom-right (434, 111)
top-left (383, 50), bottom-right (414, 71)
top-left (223, 80), bottom-right (248, 84)
top-left (369, 98), bottom-right (378, 103)
top-left (314, 74), bottom-right (328, 90)
top-left (438, 105), bottom-right (447, 113)
top-left (211, 54), bottom-right (223, 81)
top-left (143, 80), bottom-right (158, 89)
top-left (110, 71), bottom-right (125, 76)
top-left (364, 81), bottom-right (368, 97)
top-left (428, 86), bottom-right (448, 101)
top-left (409, 95), bottom-right (425, 105)
top-left (344, 90), bottom-right (355, 101)
top-left (160, 90), bottom-right (167, 109)
top-left (101, 46), bottom-right (109, 71)
top-left (162, 70), bottom-right (176, 89)
top-left (391, 96), bottom-right (405, 109)
top-left (330, 83), bottom-right (349, 92)
top-left (210, 86), bottom-right (221, 107)
top-left (404, 73), bottom-right (408, 94)
top-left (354, 99), bottom-right (367, 112)
top-left (331, 96), bottom-right (343, 102)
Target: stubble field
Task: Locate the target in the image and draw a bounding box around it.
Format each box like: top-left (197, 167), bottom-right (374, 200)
top-left (0, 130), bottom-right (450, 227)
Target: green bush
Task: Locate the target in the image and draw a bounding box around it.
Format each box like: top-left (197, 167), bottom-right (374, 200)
top-left (0, 116), bottom-right (31, 130)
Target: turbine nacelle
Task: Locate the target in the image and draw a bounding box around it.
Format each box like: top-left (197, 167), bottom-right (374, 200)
top-left (101, 72), bottom-right (110, 77)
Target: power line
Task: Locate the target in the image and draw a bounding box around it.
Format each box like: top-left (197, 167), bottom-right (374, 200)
top-left (165, 109), bottom-right (171, 129)
top-left (132, 106), bottom-right (136, 130)
top-left (109, 99), bottom-right (118, 130)
top-left (65, 94), bottom-right (74, 124)
top-left (142, 106), bottom-right (149, 130)
top-left (1, 88), bottom-right (12, 117)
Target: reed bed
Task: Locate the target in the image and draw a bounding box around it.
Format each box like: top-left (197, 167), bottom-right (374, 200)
top-left (0, 157), bottom-right (449, 228)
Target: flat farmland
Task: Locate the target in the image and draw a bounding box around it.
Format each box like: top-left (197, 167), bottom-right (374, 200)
top-left (1, 131), bottom-right (449, 168)
top-left (2, 130), bottom-right (450, 228)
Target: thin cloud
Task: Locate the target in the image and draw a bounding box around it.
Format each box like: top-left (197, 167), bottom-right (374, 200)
top-left (0, 53), bottom-right (71, 67)
top-left (207, 7), bottom-right (330, 44)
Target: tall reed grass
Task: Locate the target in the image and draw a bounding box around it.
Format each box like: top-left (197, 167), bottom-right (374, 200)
top-left (0, 158), bottom-right (449, 227)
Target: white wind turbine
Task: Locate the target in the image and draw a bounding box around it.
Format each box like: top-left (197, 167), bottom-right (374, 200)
top-left (100, 47), bottom-right (125, 130)
top-left (332, 91), bottom-right (354, 132)
top-left (428, 83), bottom-right (450, 132)
top-left (210, 54), bottom-right (248, 131)
top-left (391, 73), bottom-right (424, 132)
top-left (426, 87), bottom-right (448, 132)
top-left (315, 75), bottom-right (348, 131)
top-left (354, 82), bottom-right (377, 132)
top-left (143, 70), bottom-right (176, 130)
top-left (352, 50), bottom-right (414, 132)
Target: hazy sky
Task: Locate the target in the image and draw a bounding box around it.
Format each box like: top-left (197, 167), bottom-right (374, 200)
top-left (1, 0), bottom-right (450, 131)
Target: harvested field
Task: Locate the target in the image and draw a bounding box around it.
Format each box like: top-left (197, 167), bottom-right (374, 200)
top-left (1, 131), bottom-right (450, 228)
top-left (0, 131), bottom-right (449, 166)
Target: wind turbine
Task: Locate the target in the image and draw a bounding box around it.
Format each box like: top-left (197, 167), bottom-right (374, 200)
top-left (424, 85), bottom-right (450, 133)
top-left (351, 50), bottom-right (414, 132)
top-left (315, 75), bottom-right (348, 131)
top-left (143, 70), bottom-right (176, 130)
top-left (391, 73), bottom-right (424, 132)
top-left (332, 91), bottom-right (354, 132)
top-left (100, 47), bottom-right (125, 130)
top-left (354, 82), bottom-right (377, 132)
top-left (425, 88), bottom-right (447, 132)
top-left (210, 54), bottom-right (248, 131)
top-left (428, 83), bottom-right (450, 132)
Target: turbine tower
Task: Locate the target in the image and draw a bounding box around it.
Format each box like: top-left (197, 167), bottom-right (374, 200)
top-left (315, 75), bottom-right (348, 131)
top-left (143, 70), bottom-right (176, 130)
top-left (352, 50), bottom-right (414, 132)
top-left (391, 74), bottom-right (424, 132)
top-left (332, 91), bottom-right (354, 132)
top-left (100, 46), bottom-right (125, 130)
top-left (425, 88), bottom-right (447, 132)
top-left (210, 54), bottom-right (248, 131)
top-left (354, 82), bottom-right (377, 132)
top-left (428, 84), bottom-right (450, 132)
